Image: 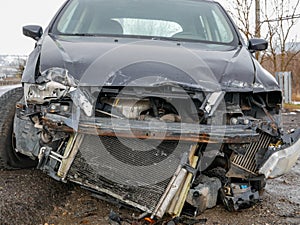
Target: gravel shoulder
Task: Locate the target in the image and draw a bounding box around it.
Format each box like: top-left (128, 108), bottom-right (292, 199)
top-left (0, 113), bottom-right (299, 225)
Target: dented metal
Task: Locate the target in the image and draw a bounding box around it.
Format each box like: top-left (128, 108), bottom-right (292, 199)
top-left (17, 65), bottom-right (300, 219)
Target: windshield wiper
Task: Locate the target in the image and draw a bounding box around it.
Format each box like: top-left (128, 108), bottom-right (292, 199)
top-left (150, 36), bottom-right (182, 42)
top-left (70, 33), bottom-right (97, 36)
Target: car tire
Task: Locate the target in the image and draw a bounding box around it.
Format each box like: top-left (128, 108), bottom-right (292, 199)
top-left (0, 87), bottom-right (37, 169)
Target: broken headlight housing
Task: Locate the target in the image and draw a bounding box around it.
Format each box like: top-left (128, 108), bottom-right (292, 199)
top-left (24, 68), bottom-right (78, 104)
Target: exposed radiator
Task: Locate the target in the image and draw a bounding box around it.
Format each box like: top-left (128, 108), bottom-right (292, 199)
top-left (232, 132), bottom-right (272, 174)
top-left (68, 135), bottom-right (193, 212)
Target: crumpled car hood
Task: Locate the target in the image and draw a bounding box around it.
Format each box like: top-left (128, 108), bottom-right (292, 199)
top-left (25, 35), bottom-right (280, 93)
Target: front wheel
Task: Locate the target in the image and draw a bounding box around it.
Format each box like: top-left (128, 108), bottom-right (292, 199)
top-left (0, 87), bottom-right (37, 169)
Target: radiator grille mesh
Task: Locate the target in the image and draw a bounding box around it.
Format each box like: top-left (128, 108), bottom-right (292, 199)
top-left (68, 135), bottom-right (192, 211)
top-left (232, 132), bottom-right (271, 174)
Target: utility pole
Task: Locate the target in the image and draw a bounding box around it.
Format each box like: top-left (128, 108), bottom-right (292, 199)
top-left (255, 0), bottom-right (261, 59)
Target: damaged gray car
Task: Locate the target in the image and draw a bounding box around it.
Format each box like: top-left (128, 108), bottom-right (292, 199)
top-left (1, 0), bottom-right (300, 222)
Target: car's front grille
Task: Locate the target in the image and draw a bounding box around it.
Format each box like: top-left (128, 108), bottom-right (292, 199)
top-left (68, 135), bottom-right (193, 211)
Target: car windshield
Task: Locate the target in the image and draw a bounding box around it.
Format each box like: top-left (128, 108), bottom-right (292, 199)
top-left (51, 0), bottom-right (238, 45)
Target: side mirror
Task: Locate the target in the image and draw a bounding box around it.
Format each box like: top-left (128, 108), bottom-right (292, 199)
top-left (23, 25), bottom-right (43, 41)
top-left (248, 38), bottom-right (268, 52)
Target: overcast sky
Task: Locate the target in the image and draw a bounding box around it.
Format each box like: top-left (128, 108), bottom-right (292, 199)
top-left (0, 0), bottom-right (64, 55)
top-left (0, 0), bottom-right (299, 55)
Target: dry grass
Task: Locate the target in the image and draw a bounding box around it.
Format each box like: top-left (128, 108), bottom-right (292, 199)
top-left (284, 103), bottom-right (300, 110)
top-left (292, 94), bottom-right (300, 101)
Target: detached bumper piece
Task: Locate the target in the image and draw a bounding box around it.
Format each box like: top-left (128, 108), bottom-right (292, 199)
top-left (259, 129), bottom-right (300, 178)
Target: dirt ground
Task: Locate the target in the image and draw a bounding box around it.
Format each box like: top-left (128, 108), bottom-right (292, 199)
top-left (0, 112), bottom-right (299, 225)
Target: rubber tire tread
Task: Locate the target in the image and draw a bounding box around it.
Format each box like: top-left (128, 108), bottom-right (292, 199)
top-left (0, 87), bottom-right (37, 169)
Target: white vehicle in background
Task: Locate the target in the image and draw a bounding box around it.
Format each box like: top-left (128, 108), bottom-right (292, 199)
top-left (0, 73), bottom-right (7, 80)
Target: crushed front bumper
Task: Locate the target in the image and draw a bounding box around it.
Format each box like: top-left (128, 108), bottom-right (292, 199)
top-left (42, 114), bottom-right (259, 144)
top-left (14, 101), bottom-right (300, 218)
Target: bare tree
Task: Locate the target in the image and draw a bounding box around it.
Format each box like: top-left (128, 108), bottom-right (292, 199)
top-left (291, 54), bottom-right (300, 99)
top-left (228, 0), bottom-right (300, 72)
top-left (262, 0), bottom-right (300, 73)
top-left (228, 0), bottom-right (255, 41)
